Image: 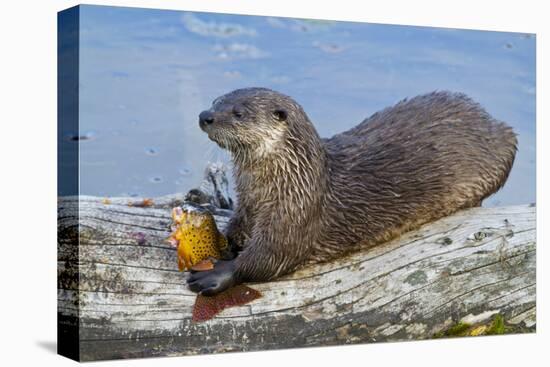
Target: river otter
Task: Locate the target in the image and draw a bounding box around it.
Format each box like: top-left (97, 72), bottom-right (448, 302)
top-left (187, 88), bottom-right (517, 296)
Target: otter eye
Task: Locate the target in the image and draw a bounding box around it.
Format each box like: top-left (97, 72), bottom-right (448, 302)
top-left (273, 109), bottom-right (287, 122)
top-left (232, 105), bottom-right (245, 118)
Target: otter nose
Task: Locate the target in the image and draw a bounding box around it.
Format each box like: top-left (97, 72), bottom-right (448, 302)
top-left (199, 110), bottom-right (215, 126)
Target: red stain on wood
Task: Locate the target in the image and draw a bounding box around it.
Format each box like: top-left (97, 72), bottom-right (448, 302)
top-left (128, 198), bottom-right (154, 207)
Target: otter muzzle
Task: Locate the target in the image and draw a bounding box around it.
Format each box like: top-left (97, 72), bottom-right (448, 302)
top-left (199, 110), bottom-right (215, 130)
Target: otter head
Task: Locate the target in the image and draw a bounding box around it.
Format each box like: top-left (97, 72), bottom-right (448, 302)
top-left (199, 88), bottom-right (312, 161)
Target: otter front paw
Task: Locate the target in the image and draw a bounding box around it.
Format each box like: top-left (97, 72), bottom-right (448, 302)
top-left (187, 259), bottom-right (239, 296)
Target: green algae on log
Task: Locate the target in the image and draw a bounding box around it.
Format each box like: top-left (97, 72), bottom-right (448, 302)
top-left (432, 313), bottom-right (530, 339)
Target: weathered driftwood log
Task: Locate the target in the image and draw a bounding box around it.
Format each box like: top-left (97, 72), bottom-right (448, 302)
top-left (58, 166), bottom-right (536, 361)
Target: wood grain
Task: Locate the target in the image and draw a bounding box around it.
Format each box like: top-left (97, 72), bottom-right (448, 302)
top-left (57, 169), bottom-right (536, 361)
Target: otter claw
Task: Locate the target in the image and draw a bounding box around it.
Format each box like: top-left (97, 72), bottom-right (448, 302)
top-left (186, 259), bottom-right (238, 296)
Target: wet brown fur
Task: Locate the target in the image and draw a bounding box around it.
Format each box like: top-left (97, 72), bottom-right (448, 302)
top-left (200, 88), bottom-right (517, 282)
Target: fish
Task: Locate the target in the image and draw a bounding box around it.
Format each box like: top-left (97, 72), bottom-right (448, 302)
top-left (168, 206), bottom-right (228, 271)
top-left (167, 205), bottom-right (261, 322)
top-left (192, 284), bottom-right (261, 322)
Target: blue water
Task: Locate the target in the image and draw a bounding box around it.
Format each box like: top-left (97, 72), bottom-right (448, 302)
top-left (77, 5), bottom-right (536, 206)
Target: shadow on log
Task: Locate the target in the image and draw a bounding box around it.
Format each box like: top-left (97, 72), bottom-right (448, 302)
top-left (58, 164), bottom-right (536, 361)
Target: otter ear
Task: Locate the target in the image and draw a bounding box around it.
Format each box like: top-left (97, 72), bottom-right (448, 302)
top-left (272, 108), bottom-right (288, 122)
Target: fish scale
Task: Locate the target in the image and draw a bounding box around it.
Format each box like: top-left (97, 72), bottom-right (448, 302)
top-left (168, 207), bottom-right (228, 271)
